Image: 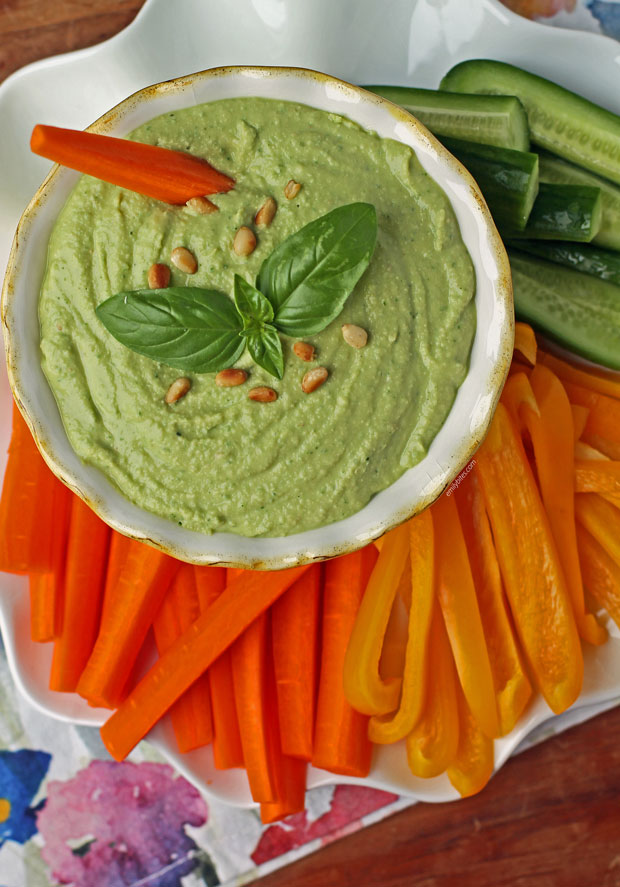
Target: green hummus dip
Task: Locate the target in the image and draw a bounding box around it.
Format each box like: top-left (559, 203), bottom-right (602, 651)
top-left (39, 97), bottom-right (476, 537)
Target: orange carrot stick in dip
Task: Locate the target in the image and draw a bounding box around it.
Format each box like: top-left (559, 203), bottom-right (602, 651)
top-left (313, 548), bottom-right (377, 778)
top-left (476, 404), bottom-right (583, 715)
top-left (272, 565), bottom-right (321, 760)
top-left (49, 497), bottom-right (111, 692)
top-left (100, 565), bottom-right (310, 760)
top-left (0, 405), bottom-right (58, 574)
top-left (77, 542), bottom-right (179, 708)
top-left (432, 492), bottom-right (500, 739)
top-left (30, 125), bottom-right (234, 205)
top-left (153, 565), bottom-right (213, 753)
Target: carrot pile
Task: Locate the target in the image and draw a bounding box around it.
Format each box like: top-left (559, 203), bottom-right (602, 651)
top-left (2, 325), bottom-right (620, 815)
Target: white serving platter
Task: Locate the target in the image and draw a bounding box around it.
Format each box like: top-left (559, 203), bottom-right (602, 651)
top-left (1, 0), bottom-right (620, 807)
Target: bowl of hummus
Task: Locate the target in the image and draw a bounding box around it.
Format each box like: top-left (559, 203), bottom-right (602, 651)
top-left (2, 66), bottom-right (512, 568)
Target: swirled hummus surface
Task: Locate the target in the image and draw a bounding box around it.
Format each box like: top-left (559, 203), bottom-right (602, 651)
top-left (39, 97), bottom-right (476, 537)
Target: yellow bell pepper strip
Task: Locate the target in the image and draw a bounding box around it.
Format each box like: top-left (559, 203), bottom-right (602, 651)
top-left (369, 510), bottom-right (435, 744)
top-left (539, 349), bottom-right (620, 402)
top-left (343, 523), bottom-right (410, 716)
top-left (406, 602), bottom-right (459, 779)
top-left (476, 403), bottom-right (583, 715)
top-left (514, 322), bottom-right (538, 366)
top-left (575, 493), bottom-right (620, 567)
top-left (577, 524), bottom-right (620, 629)
top-left (571, 405), bottom-right (590, 443)
top-left (378, 557), bottom-right (410, 682)
top-left (447, 681), bottom-right (495, 799)
top-left (455, 471), bottom-right (532, 736)
top-left (527, 366), bottom-right (606, 645)
top-left (432, 492), bottom-right (500, 739)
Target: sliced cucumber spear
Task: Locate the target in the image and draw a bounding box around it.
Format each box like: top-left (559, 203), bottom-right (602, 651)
top-left (440, 60), bottom-right (620, 186)
top-left (538, 153), bottom-right (620, 252)
top-left (509, 250), bottom-right (620, 370)
top-left (506, 240), bottom-right (620, 287)
top-left (503, 183), bottom-right (602, 242)
top-left (364, 86), bottom-right (530, 151)
top-left (438, 136), bottom-right (538, 230)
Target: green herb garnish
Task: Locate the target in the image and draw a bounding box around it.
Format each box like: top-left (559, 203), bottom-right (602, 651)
top-left (96, 202), bottom-right (377, 378)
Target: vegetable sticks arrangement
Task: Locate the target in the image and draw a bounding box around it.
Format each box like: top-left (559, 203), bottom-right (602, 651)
top-left (2, 324), bottom-right (620, 816)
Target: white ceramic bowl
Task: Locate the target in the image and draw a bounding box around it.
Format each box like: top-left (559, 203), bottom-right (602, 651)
top-left (1, 65), bottom-right (513, 568)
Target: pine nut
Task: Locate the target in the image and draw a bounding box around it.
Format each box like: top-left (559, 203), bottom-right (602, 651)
top-left (341, 324), bottom-right (368, 349)
top-left (148, 263), bottom-right (170, 289)
top-left (233, 226), bottom-right (257, 256)
top-left (293, 341), bottom-right (315, 362)
top-left (255, 197), bottom-right (277, 227)
top-left (301, 367), bottom-right (328, 393)
top-left (186, 196), bottom-right (217, 214)
top-left (249, 386), bottom-right (278, 403)
top-left (171, 246), bottom-right (197, 274)
top-left (165, 377), bottom-right (191, 404)
top-left (215, 368), bottom-right (248, 387)
top-left (284, 179), bottom-right (302, 200)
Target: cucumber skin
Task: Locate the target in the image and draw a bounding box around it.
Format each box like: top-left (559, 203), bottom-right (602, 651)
top-left (538, 153), bottom-right (620, 252)
top-left (504, 183), bottom-right (602, 242)
top-left (509, 251), bottom-right (620, 370)
top-left (439, 136), bottom-right (538, 230)
top-left (364, 85), bottom-right (530, 151)
top-left (507, 241), bottom-right (620, 286)
top-left (441, 60), bottom-right (620, 186)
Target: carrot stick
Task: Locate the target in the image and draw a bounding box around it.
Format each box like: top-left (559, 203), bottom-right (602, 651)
top-left (271, 565), bottom-right (321, 760)
top-left (432, 492), bottom-right (500, 739)
top-left (30, 125), bottom-right (234, 205)
top-left (312, 548), bottom-right (378, 778)
top-left (77, 542), bottom-right (179, 707)
top-left (49, 497), bottom-right (111, 692)
top-left (153, 565), bottom-right (213, 753)
top-left (368, 510), bottom-right (435, 744)
top-left (538, 349), bottom-right (620, 402)
top-left (29, 480), bottom-right (73, 642)
top-left (577, 524), bottom-right (620, 629)
top-left (100, 565), bottom-right (310, 760)
top-left (100, 532), bottom-right (133, 625)
top-left (447, 682), bottom-right (495, 798)
top-left (406, 602), bottom-right (460, 779)
top-left (193, 565), bottom-right (227, 610)
top-left (0, 405), bottom-right (58, 574)
top-left (209, 651), bottom-right (244, 770)
top-left (514, 322), bottom-right (538, 366)
top-left (231, 612), bottom-right (277, 803)
top-left (343, 525), bottom-right (409, 716)
top-left (476, 404), bottom-right (583, 715)
top-left (455, 471), bottom-right (532, 736)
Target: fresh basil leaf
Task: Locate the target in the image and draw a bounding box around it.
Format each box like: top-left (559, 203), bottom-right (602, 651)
top-left (234, 274), bottom-right (274, 329)
top-left (95, 287), bottom-right (244, 373)
top-left (245, 325), bottom-right (284, 380)
top-left (256, 202), bottom-right (377, 336)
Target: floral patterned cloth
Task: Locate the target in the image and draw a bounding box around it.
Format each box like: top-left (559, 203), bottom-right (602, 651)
top-left (2, 2), bottom-right (620, 885)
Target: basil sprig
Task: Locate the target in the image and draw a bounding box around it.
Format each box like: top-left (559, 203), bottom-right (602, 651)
top-left (96, 202), bottom-right (377, 379)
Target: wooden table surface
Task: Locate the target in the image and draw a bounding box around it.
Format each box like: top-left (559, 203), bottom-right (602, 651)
top-left (2, 3), bottom-right (619, 885)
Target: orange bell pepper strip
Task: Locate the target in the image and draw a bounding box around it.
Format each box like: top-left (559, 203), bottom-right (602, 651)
top-left (475, 403), bottom-right (583, 715)
top-left (575, 493), bottom-right (620, 567)
top-left (577, 524), bottom-right (620, 629)
top-left (571, 405), bottom-right (590, 442)
top-left (501, 371), bottom-right (540, 431)
top-left (369, 510), bottom-right (434, 744)
top-left (575, 461), bottom-right (620, 497)
top-left (538, 349), bottom-right (620, 402)
top-left (565, 383), bottom-right (620, 449)
top-left (514, 322), bottom-right (538, 366)
top-left (447, 682), bottom-right (495, 798)
top-left (343, 524), bottom-right (410, 716)
top-left (405, 602), bottom-right (459, 779)
top-left (529, 366), bottom-right (606, 644)
top-left (432, 492), bottom-right (500, 739)
top-left (455, 471), bottom-right (532, 736)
